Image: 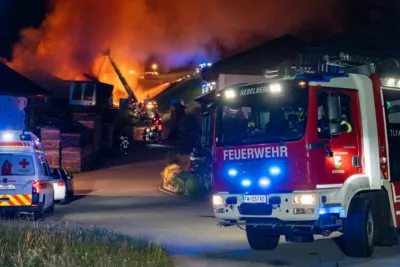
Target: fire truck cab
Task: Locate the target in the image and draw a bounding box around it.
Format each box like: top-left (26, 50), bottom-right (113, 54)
top-left (0, 130), bottom-right (55, 220)
top-left (200, 54), bottom-right (400, 257)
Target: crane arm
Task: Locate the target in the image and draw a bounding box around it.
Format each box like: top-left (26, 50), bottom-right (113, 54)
top-left (103, 49), bottom-right (138, 103)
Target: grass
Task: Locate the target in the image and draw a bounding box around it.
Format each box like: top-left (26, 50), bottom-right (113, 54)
top-left (0, 221), bottom-right (173, 267)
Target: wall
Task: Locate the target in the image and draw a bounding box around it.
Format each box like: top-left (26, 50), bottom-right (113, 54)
top-left (217, 74), bottom-right (265, 91)
top-left (0, 96), bottom-right (27, 130)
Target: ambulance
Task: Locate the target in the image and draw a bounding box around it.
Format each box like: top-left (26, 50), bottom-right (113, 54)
top-left (0, 130), bottom-right (55, 219)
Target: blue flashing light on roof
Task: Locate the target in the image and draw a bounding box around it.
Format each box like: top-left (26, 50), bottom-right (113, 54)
top-left (20, 131), bottom-right (31, 141)
top-left (295, 73), bottom-right (349, 83)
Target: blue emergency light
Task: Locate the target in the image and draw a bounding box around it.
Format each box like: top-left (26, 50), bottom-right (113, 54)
top-left (241, 179), bottom-right (251, 187)
top-left (20, 130), bottom-right (31, 141)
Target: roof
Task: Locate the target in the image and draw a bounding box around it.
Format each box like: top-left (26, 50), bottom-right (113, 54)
top-left (0, 63), bottom-right (51, 97)
top-left (203, 34), bottom-right (307, 79)
top-left (22, 71), bottom-right (113, 99)
top-left (309, 23), bottom-right (400, 58)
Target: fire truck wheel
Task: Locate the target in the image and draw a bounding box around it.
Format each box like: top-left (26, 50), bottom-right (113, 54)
top-left (246, 226), bottom-right (280, 250)
top-left (342, 196), bottom-right (375, 257)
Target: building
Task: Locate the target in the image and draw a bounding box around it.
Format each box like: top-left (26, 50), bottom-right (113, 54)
top-left (0, 62), bottom-right (50, 131)
top-left (201, 34), bottom-right (306, 93)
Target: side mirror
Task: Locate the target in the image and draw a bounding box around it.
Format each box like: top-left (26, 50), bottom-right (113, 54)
top-left (326, 95), bottom-right (342, 135)
top-left (326, 95), bottom-right (342, 121)
top-left (329, 122), bottom-right (341, 135)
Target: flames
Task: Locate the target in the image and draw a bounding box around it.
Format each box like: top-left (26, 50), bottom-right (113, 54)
top-left (6, 0), bottom-right (343, 105)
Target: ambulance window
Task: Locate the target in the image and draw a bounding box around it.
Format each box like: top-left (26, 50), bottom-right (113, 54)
top-left (0, 154), bottom-right (35, 176)
top-left (42, 161), bottom-right (50, 176)
top-left (39, 156), bottom-right (50, 176)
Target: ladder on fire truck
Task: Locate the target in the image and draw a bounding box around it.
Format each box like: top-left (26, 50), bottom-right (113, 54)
top-left (103, 49), bottom-right (138, 103)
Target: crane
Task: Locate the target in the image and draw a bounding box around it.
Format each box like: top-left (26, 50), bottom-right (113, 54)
top-left (103, 49), bottom-right (138, 103)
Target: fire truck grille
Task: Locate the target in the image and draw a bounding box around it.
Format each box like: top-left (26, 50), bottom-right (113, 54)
top-left (238, 203), bottom-right (273, 216)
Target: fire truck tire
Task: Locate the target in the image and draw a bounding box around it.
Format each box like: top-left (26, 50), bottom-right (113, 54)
top-left (246, 226), bottom-right (280, 250)
top-left (342, 196), bottom-right (375, 257)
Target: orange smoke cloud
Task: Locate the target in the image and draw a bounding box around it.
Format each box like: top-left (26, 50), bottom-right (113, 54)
top-left (8, 0), bottom-right (345, 101)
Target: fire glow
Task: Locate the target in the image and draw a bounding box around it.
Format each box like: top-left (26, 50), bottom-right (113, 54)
top-left (6, 0), bottom-right (342, 105)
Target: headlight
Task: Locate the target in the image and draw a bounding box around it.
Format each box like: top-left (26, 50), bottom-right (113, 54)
top-left (213, 195), bottom-right (223, 205)
top-left (293, 195), bottom-right (315, 205)
top-left (269, 83), bottom-right (282, 93)
top-left (225, 89), bottom-right (236, 99)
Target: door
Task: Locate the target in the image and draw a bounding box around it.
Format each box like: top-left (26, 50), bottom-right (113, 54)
top-left (316, 89), bottom-right (363, 186)
top-left (382, 88), bottom-right (400, 225)
top-left (39, 156), bottom-right (53, 208)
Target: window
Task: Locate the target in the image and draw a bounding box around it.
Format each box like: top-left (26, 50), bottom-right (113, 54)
top-left (201, 111), bottom-right (213, 148)
top-left (72, 84), bottom-right (82, 100)
top-left (0, 154), bottom-right (35, 176)
top-left (83, 84), bottom-right (95, 101)
top-left (382, 89), bottom-right (400, 181)
top-left (317, 91), bottom-right (353, 138)
top-left (216, 89), bottom-right (308, 146)
top-left (39, 156), bottom-right (50, 176)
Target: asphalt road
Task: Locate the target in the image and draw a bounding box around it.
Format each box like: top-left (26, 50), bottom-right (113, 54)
top-left (50, 146), bottom-right (400, 267)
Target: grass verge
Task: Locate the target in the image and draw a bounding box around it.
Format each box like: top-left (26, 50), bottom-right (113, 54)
top-left (0, 221), bottom-right (173, 267)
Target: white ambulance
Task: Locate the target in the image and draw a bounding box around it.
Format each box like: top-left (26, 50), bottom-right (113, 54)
top-left (0, 130), bottom-right (55, 219)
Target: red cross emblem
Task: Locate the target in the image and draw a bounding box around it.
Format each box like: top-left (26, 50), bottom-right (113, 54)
top-left (19, 159), bottom-right (29, 168)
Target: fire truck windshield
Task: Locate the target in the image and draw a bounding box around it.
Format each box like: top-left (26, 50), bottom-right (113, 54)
top-left (216, 88), bottom-right (308, 146)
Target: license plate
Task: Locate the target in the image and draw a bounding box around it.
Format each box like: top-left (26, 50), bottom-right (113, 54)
top-left (242, 195), bottom-right (267, 203)
top-left (0, 185), bottom-right (15, 190)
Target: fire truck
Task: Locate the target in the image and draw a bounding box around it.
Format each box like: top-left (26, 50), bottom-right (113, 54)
top-left (197, 53), bottom-right (400, 257)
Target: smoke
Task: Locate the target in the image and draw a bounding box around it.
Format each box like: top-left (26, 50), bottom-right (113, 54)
top-left (8, 0), bottom-right (345, 100)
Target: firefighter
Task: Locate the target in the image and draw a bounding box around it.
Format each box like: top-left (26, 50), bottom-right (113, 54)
top-left (119, 136), bottom-right (129, 155)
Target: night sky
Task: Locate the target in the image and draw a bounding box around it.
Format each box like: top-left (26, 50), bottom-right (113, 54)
top-left (0, 0), bottom-right (46, 59)
top-left (0, 0), bottom-right (385, 70)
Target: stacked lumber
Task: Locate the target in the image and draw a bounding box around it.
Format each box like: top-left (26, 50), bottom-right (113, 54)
top-left (61, 132), bottom-right (93, 172)
top-left (40, 128), bottom-right (61, 168)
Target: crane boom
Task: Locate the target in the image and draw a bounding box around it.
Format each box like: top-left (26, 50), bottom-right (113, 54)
top-left (103, 49), bottom-right (138, 103)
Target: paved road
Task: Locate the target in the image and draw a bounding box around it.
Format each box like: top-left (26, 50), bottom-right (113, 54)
top-left (50, 146), bottom-right (400, 267)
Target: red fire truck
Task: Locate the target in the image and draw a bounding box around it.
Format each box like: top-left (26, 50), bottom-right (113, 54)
top-left (197, 53), bottom-right (400, 257)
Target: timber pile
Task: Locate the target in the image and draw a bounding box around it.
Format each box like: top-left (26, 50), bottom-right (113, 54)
top-left (40, 128), bottom-right (61, 168)
top-left (60, 131), bottom-right (93, 172)
top-left (72, 113), bottom-right (102, 153)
